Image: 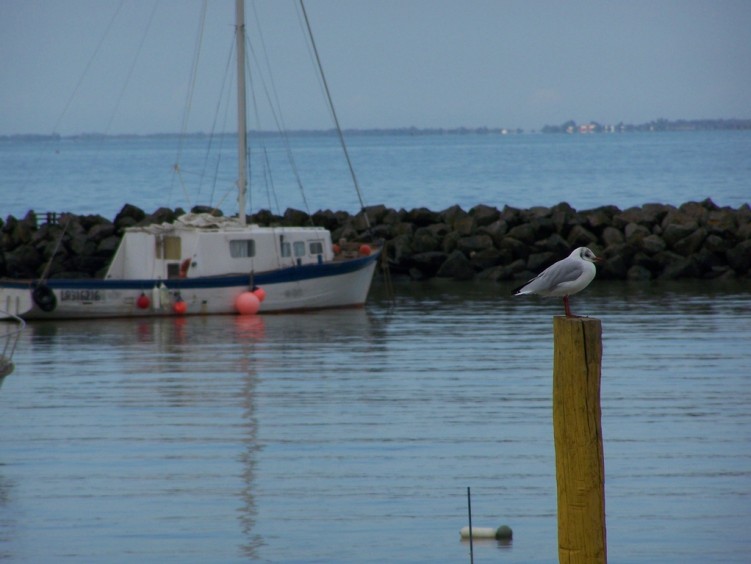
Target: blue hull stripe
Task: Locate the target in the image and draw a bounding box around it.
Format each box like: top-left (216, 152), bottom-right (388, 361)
top-left (1, 252), bottom-right (379, 292)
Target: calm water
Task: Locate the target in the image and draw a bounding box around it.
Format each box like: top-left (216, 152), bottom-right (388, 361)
top-left (1, 279), bottom-right (750, 563)
top-left (2, 131), bottom-right (750, 220)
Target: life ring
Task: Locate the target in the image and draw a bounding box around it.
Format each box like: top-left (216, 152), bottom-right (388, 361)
top-left (32, 284), bottom-right (57, 312)
top-left (179, 258), bottom-right (191, 278)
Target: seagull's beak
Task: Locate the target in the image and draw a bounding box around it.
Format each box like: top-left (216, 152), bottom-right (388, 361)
top-left (593, 256), bottom-right (604, 263)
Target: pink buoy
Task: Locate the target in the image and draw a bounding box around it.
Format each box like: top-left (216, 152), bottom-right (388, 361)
top-left (252, 287), bottom-right (266, 303)
top-left (235, 291), bottom-right (260, 315)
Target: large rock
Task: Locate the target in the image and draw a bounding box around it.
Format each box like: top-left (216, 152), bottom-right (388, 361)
top-left (407, 207), bottom-right (440, 227)
top-left (411, 227), bottom-right (441, 253)
top-left (539, 233), bottom-right (570, 255)
top-left (726, 240), bottom-right (751, 273)
top-left (602, 226), bottom-right (624, 247)
top-left (706, 209), bottom-right (737, 235)
top-left (567, 225), bottom-right (598, 247)
top-left (97, 235), bottom-right (121, 255)
top-left (410, 252), bottom-right (449, 278)
top-left (526, 252), bottom-right (555, 272)
top-left (440, 205), bottom-right (468, 228)
top-left (627, 265), bottom-right (653, 280)
top-left (456, 234), bottom-right (494, 255)
top-left (498, 236), bottom-right (529, 260)
top-left (470, 204), bottom-right (501, 227)
top-left (283, 208), bottom-right (310, 227)
top-left (662, 222), bottom-right (698, 248)
top-left (640, 234), bottom-right (667, 255)
top-left (114, 204), bottom-right (146, 231)
top-left (551, 202), bottom-right (577, 234)
top-left (655, 251), bottom-right (700, 279)
top-left (87, 222), bottom-right (116, 242)
top-left (453, 215), bottom-right (476, 237)
top-left (5, 245), bottom-right (42, 278)
top-left (478, 219), bottom-right (509, 247)
top-left (469, 248), bottom-right (505, 270)
top-left (625, 223), bottom-right (651, 243)
top-left (673, 228), bottom-right (707, 256)
top-left (614, 205), bottom-right (667, 230)
top-left (506, 223), bottom-right (537, 245)
top-left (436, 250), bottom-right (475, 280)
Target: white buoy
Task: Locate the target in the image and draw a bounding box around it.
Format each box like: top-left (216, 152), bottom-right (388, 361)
top-left (460, 525), bottom-right (513, 540)
top-left (151, 285), bottom-right (161, 310)
top-left (159, 282), bottom-right (170, 311)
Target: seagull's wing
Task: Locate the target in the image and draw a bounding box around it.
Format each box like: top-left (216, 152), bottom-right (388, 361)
top-left (514, 257), bottom-right (586, 296)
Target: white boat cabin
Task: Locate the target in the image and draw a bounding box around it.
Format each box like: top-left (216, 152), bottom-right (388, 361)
top-left (105, 213), bottom-right (334, 280)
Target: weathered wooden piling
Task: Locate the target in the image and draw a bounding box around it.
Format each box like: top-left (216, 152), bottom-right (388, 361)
top-left (553, 316), bottom-right (607, 563)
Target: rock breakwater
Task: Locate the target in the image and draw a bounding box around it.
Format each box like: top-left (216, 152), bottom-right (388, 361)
top-left (1, 199), bottom-right (750, 282)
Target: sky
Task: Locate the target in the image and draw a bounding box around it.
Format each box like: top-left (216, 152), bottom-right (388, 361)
top-left (1, 0), bottom-right (750, 135)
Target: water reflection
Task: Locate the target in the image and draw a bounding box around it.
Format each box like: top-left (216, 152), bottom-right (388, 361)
top-left (2, 280), bottom-right (750, 562)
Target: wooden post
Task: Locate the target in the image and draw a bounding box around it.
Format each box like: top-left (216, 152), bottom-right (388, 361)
top-left (553, 316), bottom-right (607, 563)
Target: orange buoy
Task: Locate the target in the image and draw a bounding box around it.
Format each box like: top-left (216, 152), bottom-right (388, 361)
top-left (136, 292), bottom-right (150, 309)
top-left (235, 291), bottom-right (260, 315)
top-left (359, 244), bottom-right (372, 256)
top-left (173, 299), bottom-right (188, 315)
top-left (332, 243), bottom-right (341, 255)
top-left (252, 287), bottom-right (267, 303)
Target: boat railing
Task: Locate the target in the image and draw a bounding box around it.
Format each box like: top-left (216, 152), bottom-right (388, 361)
top-left (0, 310), bottom-right (25, 378)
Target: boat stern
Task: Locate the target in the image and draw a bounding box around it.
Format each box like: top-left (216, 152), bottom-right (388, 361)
top-left (0, 283), bottom-right (33, 319)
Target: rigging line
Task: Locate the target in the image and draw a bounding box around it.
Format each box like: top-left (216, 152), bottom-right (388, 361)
top-left (262, 147), bottom-right (282, 216)
top-left (103, 0), bottom-right (160, 134)
top-left (244, 29), bottom-right (311, 217)
top-left (293, 2), bottom-right (332, 125)
top-left (298, 0), bottom-right (370, 226)
top-left (201, 39), bottom-right (236, 206)
top-left (51, 0), bottom-right (126, 135)
top-left (171, 0), bottom-right (209, 208)
top-left (39, 217), bottom-right (70, 282)
top-left (17, 1), bottom-right (126, 195)
top-left (209, 101), bottom-right (235, 209)
top-left (247, 2), bottom-right (312, 216)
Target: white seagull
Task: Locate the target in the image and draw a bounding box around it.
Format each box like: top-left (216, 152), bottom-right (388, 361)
top-left (513, 247), bottom-right (603, 317)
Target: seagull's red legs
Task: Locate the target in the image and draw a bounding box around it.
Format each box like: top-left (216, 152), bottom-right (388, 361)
top-left (563, 295), bottom-right (574, 318)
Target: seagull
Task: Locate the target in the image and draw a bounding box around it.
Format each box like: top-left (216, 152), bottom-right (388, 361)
top-left (513, 247), bottom-right (603, 317)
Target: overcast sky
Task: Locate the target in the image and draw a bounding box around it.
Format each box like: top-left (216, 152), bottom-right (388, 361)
top-left (2, 0), bottom-right (750, 135)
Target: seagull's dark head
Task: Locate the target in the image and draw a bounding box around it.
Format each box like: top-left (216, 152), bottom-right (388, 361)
top-left (579, 247), bottom-right (603, 263)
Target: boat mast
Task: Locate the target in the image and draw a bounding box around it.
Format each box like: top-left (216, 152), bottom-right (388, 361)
top-left (235, 0), bottom-right (248, 224)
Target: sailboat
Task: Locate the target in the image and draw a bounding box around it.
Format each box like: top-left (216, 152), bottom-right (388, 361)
top-left (0, 0), bottom-right (380, 320)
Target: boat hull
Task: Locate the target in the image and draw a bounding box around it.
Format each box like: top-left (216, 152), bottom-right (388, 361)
top-left (0, 252), bottom-right (379, 320)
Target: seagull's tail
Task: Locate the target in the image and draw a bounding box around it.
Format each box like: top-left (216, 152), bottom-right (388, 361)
top-left (512, 284), bottom-right (529, 296)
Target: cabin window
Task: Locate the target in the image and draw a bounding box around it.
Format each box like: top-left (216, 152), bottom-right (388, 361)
top-left (229, 239), bottom-right (256, 258)
top-left (157, 236), bottom-right (182, 260)
top-left (281, 242), bottom-right (292, 257)
top-left (310, 241), bottom-right (324, 255)
top-left (293, 241), bottom-right (306, 257)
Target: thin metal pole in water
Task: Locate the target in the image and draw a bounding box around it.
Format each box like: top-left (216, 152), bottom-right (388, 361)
top-left (467, 487), bottom-right (474, 564)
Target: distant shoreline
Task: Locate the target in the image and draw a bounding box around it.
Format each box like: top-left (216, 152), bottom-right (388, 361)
top-left (3, 118), bottom-right (750, 141)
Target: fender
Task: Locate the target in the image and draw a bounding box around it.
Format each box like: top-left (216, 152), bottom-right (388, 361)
top-left (32, 284), bottom-right (57, 312)
top-left (179, 258), bottom-right (191, 278)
